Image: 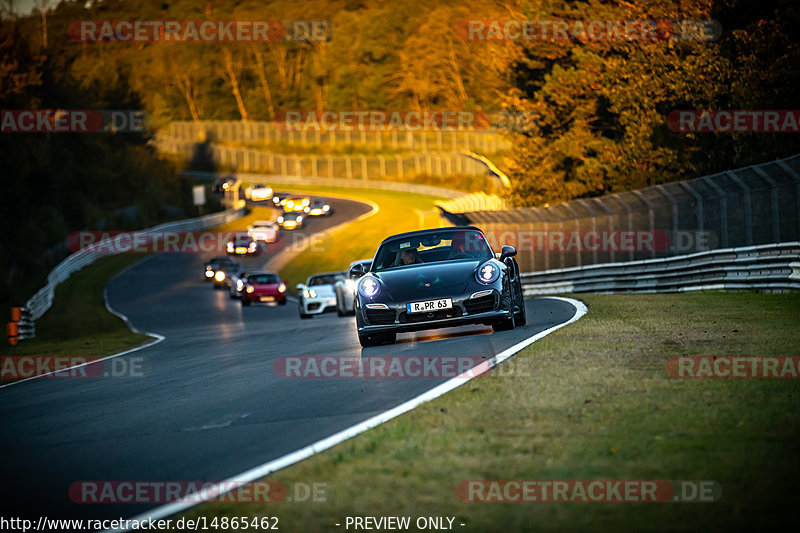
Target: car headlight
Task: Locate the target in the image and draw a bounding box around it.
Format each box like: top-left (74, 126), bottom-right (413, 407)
top-left (277, 216), bottom-right (284, 223)
top-left (246, 286), bottom-right (254, 293)
top-left (323, 205), bottom-right (330, 211)
top-left (359, 276), bottom-right (380, 298)
top-left (476, 262), bottom-right (500, 284)
top-left (215, 271), bottom-right (226, 282)
top-left (227, 242), bottom-right (234, 251)
top-left (205, 270), bottom-right (214, 277)
top-left (296, 216), bottom-right (303, 222)
top-left (303, 289), bottom-right (317, 298)
top-left (248, 242), bottom-right (256, 251)
top-left (278, 283), bottom-right (286, 293)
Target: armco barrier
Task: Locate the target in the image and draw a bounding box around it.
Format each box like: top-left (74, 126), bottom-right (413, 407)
top-left (182, 170), bottom-right (464, 199)
top-left (442, 153), bottom-right (800, 273)
top-left (521, 242), bottom-right (800, 295)
top-left (20, 208), bottom-right (245, 339)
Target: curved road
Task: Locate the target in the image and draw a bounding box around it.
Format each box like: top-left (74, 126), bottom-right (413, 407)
top-left (0, 195), bottom-right (579, 524)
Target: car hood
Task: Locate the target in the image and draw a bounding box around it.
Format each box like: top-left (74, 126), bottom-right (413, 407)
top-left (373, 260), bottom-right (483, 294)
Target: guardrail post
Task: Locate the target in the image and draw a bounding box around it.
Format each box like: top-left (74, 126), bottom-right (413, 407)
top-left (751, 165), bottom-right (781, 242)
top-left (591, 197), bottom-right (616, 263)
top-left (702, 176), bottom-right (729, 248)
top-left (726, 171), bottom-right (753, 245)
top-left (678, 181), bottom-right (704, 234)
top-left (612, 195), bottom-right (636, 261)
top-left (631, 190), bottom-right (657, 259)
top-left (654, 185), bottom-right (679, 254)
top-left (777, 161), bottom-right (800, 241)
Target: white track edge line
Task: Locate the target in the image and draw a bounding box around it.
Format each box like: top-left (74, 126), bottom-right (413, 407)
top-left (108, 296), bottom-right (588, 532)
top-left (0, 256), bottom-right (164, 390)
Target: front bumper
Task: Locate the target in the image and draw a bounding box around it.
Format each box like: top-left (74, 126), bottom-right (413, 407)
top-left (301, 296), bottom-right (338, 315)
top-left (356, 290), bottom-right (510, 334)
top-left (243, 292), bottom-right (286, 303)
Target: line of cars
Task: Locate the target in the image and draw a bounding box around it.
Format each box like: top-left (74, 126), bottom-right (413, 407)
top-left (203, 256), bottom-right (288, 305)
top-left (296, 226), bottom-right (526, 347)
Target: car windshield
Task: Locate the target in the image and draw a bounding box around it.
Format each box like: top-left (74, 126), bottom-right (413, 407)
top-left (308, 274), bottom-right (339, 286)
top-left (372, 229), bottom-right (493, 271)
top-left (221, 264), bottom-right (240, 272)
top-left (249, 274), bottom-right (279, 284)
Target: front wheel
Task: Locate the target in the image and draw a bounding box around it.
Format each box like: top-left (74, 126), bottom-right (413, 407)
top-left (492, 291), bottom-right (516, 332)
top-left (513, 278), bottom-right (527, 326)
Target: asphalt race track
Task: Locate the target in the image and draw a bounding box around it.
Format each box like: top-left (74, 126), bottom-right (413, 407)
top-left (0, 195), bottom-right (580, 524)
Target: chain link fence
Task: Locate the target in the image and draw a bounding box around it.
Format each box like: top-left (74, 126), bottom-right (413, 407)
top-left (440, 154), bottom-right (800, 274)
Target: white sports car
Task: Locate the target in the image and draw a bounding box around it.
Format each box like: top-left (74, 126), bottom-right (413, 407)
top-left (296, 272), bottom-right (343, 319)
top-left (248, 220), bottom-right (279, 243)
top-left (244, 183), bottom-right (273, 201)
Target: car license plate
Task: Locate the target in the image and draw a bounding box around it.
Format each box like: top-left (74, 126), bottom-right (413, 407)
top-left (260, 296), bottom-right (275, 302)
top-left (406, 298), bottom-right (452, 314)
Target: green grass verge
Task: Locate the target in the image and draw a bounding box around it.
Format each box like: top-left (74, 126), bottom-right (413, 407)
top-left (0, 254), bottom-right (151, 362)
top-left (180, 291), bottom-right (800, 532)
top-left (264, 186), bottom-right (445, 289)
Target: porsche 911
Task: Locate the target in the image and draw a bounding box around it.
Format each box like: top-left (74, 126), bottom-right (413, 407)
top-left (352, 227), bottom-right (525, 347)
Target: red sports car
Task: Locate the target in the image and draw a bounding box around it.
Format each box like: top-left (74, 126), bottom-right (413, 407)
top-left (240, 272), bottom-right (287, 306)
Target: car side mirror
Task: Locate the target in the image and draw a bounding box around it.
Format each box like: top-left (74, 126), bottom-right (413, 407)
top-left (500, 245), bottom-right (517, 260)
top-left (349, 263), bottom-right (366, 279)
top-left (296, 283), bottom-right (305, 290)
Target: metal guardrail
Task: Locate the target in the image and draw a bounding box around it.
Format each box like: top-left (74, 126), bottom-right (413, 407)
top-left (521, 242), bottom-right (800, 295)
top-left (443, 153), bottom-right (800, 273)
top-left (22, 208), bottom-right (245, 333)
top-left (183, 170), bottom-right (465, 199)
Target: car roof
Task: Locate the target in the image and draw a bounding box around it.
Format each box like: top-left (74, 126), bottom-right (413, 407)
top-left (377, 226), bottom-right (485, 245)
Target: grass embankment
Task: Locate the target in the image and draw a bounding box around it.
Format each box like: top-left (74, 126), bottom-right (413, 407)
top-left (0, 254), bottom-right (151, 362)
top-left (181, 292), bottom-right (800, 532)
top-left (260, 185), bottom-right (445, 289)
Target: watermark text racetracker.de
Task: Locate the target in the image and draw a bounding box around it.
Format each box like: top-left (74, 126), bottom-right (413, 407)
top-left (667, 356), bottom-right (800, 378)
top-left (1, 356), bottom-right (147, 380)
top-left (274, 356), bottom-right (534, 379)
top-left (481, 229), bottom-right (717, 254)
top-left (69, 20), bottom-right (331, 42)
top-left (0, 110), bottom-right (146, 133)
top-left (667, 110), bottom-right (800, 133)
top-left (458, 19), bottom-right (721, 42)
top-left (274, 109), bottom-right (536, 132)
top-left (457, 480), bottom-right (721, 503)
top-left (67, 230), bottom-right (330, 254)
top-left (70, 480), bottom-right (328, 504)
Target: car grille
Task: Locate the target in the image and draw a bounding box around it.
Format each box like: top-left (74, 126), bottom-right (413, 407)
top-left (365, 308), bottom-right (395, 325)
top-left (399, 308), bottom-right (463, 323)
top-left (307, 303), bottom-right (321, 311)
top-left (464, 294), bottom-right (496, 314)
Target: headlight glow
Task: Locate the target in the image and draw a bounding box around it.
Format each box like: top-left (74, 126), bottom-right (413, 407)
top-left (303, 289), bottom-right (317, 298)
top-left (226, 242), bottom-right (234, 251)
top-left (215, 271), bottom-right (225, 282)
top-left (248, 242), bottom-right (256, 251)
top-left (278, 283), bottom-right (286, 293)
top-left (205, 270), bottom-right (214, 278)
top-left (323, 205), bottom-right (330, 211)
top-left (236, 280), bottom-right (243, 290)
top-left (277, 216), bottom-right (284, 223)
top-left (477, 263), bottom-right (500, 284)
top-left (359, 276), bottom-right (380, 298)
top-left (246, 286), bottom-right (254, 293)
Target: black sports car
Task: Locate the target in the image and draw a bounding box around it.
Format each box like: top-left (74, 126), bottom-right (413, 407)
top-left (352, 226), bottom-right (526, 347)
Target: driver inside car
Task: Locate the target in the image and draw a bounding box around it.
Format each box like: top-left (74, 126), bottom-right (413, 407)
top-left (395, 248), bottom-right (422, 266)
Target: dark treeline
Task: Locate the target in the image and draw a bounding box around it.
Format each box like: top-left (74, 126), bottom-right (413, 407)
top-left (1, 0), bottom-right (798, 305)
